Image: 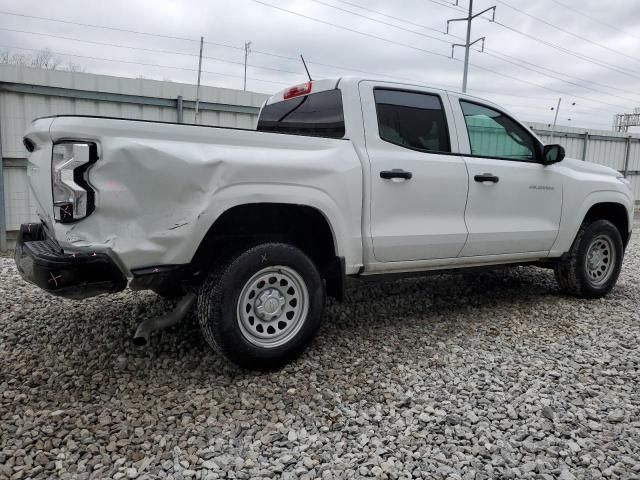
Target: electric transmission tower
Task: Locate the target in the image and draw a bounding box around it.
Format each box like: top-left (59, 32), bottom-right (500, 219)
top-left (447, 0), bottom-right (496, 93)
top-left (614, 108), bottom-right (640, 132)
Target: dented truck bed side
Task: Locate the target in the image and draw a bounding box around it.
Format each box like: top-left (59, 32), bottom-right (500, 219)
top-left (25, 116), bottom-right (365, 276)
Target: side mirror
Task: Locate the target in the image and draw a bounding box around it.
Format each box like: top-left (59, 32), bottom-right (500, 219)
top-left (542, 144), bottom-right (565, 165)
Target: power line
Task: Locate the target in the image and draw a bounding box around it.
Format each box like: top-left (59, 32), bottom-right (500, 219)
top-left (0, 24), bottom-right (457, 93)
top-left (307, 0), bottom-right (451, 47)
top-left (0, 23), bottom-right (459, 91)
top-left (493, 0), bottom-right (640, 64)
top-left (325, 0), bottom-right (640, 99)
top-left (468, 61), bottom-right (625, 112)
top-left (250, 0), bottom-right (452, 60)
top-left (483, 49), bottom-right (640, 99)
top-left (500, 103), bottom-right (559, 111)
top-left (0, 27), bottom-right (306, 77)
top-left (0, 8), bottom-right (455, 89)
top-left (250, 0), bottom-right (629, 112)
top-left (0, 5), bottom-right (629, 115)
top-left (5, 4), bottom-right (637, 92)
top-left (548, 0), bottom-right (640, 42)
top-left (299, 0), bottom-right (640, 104)
top-left (0, 10), bottom-right (200, 43)
top-left (481, 50), bottom-right (640, 106)
top-left (297, 0), bottom-right (636, 108)
top-left (0, 44), bottom-right (291, 86)
top-left (332, 0), bottom-right (447, 34)
top-left (501, 103), bottom-right (614, 118)
top-left (339, 0), bottom-right (640, 84)
top-left (13, 9), bottom-right (634, 108)
top-left (0, 9), bottom-right (267, 57)
top-left (424, 0), bottom-right (467, 13)
top-left (491, 20), bottom-right (640, 81)
top-left (426, 2), bottom-right (640, 81)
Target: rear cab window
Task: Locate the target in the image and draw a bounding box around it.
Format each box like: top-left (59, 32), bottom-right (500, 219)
top-left (257, 89), bottom-right (345, 138)
top-left (374, 88), bottom-right (451, 153)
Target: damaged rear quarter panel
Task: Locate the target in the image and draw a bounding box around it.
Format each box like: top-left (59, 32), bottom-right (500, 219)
top-left (48, 117), bottom-right (363, 274)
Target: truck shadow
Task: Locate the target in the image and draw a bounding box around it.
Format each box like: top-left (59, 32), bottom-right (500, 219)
top-left (137, 264), bottom-right (591, 372)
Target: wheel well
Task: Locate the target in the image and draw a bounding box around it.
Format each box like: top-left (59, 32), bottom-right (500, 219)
top-left (584, 202), bottom-right (630, 247)
top-left (191, 203), bottom-right (344, 299)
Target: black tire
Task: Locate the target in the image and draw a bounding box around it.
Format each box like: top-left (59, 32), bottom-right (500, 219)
top-left (554, 219), bottom-right (623, 298)
top-left (197, 243), bottom-right (325, 370)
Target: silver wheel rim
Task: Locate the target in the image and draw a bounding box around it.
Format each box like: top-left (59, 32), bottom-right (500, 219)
top-left (585, 234), bottom-right (616, 286)
top-left (236, 266), bottom-right (309, 349)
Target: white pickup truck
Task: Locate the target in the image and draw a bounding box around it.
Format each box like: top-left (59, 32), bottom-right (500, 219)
top-left (16, 77), bottom-right (633, 369)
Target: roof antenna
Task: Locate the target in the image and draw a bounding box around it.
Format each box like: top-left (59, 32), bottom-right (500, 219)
top-left (300, 54), bottom-right (313, 81)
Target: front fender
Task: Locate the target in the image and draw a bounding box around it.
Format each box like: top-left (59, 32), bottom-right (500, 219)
top-left (550, 189), bottom-right (633, 256)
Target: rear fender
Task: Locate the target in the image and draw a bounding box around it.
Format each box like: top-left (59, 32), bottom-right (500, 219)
top-left (187, 184), bottom-right (350, 260)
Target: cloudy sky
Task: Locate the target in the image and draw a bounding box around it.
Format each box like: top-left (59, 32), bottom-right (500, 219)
top-left (1, 0), bottom-right (639, 130)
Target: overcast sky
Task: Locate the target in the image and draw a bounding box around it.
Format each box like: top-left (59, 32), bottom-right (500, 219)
top-left (1, 0), bottom-right (639, 131)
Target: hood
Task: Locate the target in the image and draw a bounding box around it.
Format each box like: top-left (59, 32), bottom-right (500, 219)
top-left (561, 157), bottom-right (620, 177)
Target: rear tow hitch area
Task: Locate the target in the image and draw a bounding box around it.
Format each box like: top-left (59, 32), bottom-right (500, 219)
top-left (132, 293), bottom-right (196, 346)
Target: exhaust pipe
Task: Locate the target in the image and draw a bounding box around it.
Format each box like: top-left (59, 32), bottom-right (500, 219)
top-left (133, 293), bottom-right (196, 346)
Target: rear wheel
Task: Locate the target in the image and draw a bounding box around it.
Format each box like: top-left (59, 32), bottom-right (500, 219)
top-left (197, 243), bottom-right (325, 370)
top-left (554, 219), bottom-right (623, 298)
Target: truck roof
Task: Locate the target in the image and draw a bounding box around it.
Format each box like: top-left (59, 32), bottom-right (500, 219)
top-left (267, 76), bottom-right (506, 112)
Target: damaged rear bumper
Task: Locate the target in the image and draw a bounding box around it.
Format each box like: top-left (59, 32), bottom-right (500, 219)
top-left (14, 223), bottom-right (127, 299)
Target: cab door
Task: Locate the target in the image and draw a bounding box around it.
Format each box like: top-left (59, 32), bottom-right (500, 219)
top-left (451, 97), bottom-right (562, 257)
top-left (359, 82), bottom-right (469, 262)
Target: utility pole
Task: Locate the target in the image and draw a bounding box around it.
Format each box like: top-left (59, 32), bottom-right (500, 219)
top-left (551, 97), bottom-right (562, 136)
top-left (447, 1), bottom-right (496, 93)
top-left (243, 41), bottom-right (252, 91)
top-left (549, 98), bottom-right (576, 136)
top-left (194, 36), bottom-right (204, 124)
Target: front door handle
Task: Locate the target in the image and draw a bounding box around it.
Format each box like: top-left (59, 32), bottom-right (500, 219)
top-left (380, 169), bottom-right (412, 180)
top-left (474, 173), bottom-right (499, 183)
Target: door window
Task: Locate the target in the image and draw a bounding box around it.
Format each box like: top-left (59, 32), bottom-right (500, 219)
top-left (374, 89), bottom-right (450, 153)
top-left (460, 100), bottom-right (538, 161)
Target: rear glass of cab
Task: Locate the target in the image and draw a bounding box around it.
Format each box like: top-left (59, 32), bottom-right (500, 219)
top-left (257, 89), bottom-right (345, 138)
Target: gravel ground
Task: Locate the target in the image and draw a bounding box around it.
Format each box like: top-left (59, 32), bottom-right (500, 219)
top-left (2, 232), bottom-right (640, 480)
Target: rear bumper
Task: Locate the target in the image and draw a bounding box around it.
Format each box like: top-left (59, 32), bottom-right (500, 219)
top-left (14, 223), bottom-right (126, 299)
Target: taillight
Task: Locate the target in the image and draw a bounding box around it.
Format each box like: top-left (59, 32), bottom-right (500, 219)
top-left (283, 82), bottom-right (312, 100)
top-left (52, 142), bottom-right (97, 223)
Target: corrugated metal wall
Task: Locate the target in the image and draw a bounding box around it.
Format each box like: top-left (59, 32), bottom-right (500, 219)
top-left (3, 167), bottom-right (38, 227)
top-left (528, 122), bottom-right (640, 203)
top-left (0, 65), bottom-right (268, 248)
top-left (530, 123), bottom-right (640, 170)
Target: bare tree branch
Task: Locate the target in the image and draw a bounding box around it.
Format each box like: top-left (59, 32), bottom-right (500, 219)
top-left (0, 48), bottom-right (86, 72)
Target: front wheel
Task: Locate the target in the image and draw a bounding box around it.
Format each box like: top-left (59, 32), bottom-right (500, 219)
top-left (554, 219), bottom-right (624, 298)
top-left (197, 243), bottom-right (325, 370)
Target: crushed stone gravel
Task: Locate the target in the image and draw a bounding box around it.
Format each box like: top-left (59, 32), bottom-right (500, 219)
top-left (1, 233), bottom-right (639, 479)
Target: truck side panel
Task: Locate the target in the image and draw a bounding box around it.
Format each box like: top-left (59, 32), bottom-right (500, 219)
top-left (37, 117), bottom-right (364, 275)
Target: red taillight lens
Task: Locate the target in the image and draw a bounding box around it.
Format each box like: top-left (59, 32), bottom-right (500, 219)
top-left (283, 82), bottom-right (312, 100)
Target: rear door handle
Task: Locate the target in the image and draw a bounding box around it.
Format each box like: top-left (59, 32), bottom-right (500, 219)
top-left (380, 169), bottom-right (412, 180)
top-left (474, 173), bottom-right (499, 183)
